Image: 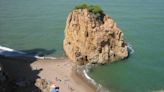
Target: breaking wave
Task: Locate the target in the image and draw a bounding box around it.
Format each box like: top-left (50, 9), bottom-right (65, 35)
top-left (127, 43), bottom-right (134, 55)
top-left (0, 45), bottom-right (56, 60)
top-left (0, 45), bottom-right (26, 57)
top-left (76, 64), bottom-right (110, 92)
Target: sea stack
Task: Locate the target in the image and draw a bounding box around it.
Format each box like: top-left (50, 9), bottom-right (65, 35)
top-left (64, 4), bottom-right (128, 65)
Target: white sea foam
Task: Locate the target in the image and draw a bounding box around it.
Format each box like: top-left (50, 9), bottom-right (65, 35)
top-left (82, 64), bottom-right (110, 92)
top-left (34, 55), bottom-right (57, 60)
top-left (0, 45), bottom-right (25, 54)
top-left (0, 45), bottom-right (14, 52)
top-left (0, 45), bottom-right (56, 60)
top-left (83, 68), bottom-right (97, 85)
top-left (127, 43), bottom-right (134, 54)
top-left (0, 45), bottom-right (26, 56)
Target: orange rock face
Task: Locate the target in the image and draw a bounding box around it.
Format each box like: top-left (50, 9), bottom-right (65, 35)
top-left (63, 9), bottom-right (128, 64)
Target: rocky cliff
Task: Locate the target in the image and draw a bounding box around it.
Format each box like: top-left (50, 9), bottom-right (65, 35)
top-left (63, 9), bottom-right (128, 65)
top-left (0, 63), bottom-right (11, 92)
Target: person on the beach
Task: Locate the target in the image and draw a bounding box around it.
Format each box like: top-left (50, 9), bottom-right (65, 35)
top-left (50, 81), bottom-right (58, 92)
top-left (50, 88), bottom-right (57, 92)
top-left (50, 81), bottom-right (59, 92)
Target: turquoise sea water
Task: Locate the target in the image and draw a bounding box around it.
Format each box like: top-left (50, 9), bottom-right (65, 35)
top-left (0, 0), bottom-right (164, 92)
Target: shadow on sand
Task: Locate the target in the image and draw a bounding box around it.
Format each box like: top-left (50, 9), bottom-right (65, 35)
top-left (0, 48), bottom-right (56, 92)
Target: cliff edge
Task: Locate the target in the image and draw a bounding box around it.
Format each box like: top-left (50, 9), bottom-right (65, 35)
top-left (63, 7), bottom-right (128, 65)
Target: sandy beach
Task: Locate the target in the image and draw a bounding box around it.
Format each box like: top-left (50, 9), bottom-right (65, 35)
top-left (0, 56), bottom-right (96, 92)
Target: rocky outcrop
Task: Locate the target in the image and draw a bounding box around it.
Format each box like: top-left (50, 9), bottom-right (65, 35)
top-left (0, 63), bottom-right (11, 92)
top-left (63, 9), bottom-right (128, 65)
top-left (0, 63), bottom-right (7, 83)
top-left (35, 78), bottom-right (50, 92)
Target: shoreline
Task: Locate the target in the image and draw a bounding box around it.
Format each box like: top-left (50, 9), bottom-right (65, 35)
top-left (72, 64), bottom-right (110, 92)
top-left (71, 65), bottom-right (97, 92)
top-left (0, 56), bottom-right (98, 92)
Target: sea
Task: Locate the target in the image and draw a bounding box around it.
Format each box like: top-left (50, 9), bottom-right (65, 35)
top-left (0, 0), bottom-right (164, 92)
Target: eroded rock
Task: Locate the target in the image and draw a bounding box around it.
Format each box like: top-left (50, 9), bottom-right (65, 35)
top-left (63, 9), bottom-right (128, 64)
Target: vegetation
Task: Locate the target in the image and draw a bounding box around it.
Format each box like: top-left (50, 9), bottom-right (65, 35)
top-left (74, 4), bottom-right (104, 17)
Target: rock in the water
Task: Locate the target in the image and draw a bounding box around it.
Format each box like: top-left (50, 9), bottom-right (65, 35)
top-left (63, 9), bottom-right (128, 64)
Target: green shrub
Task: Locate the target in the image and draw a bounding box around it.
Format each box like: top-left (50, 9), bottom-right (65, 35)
top-left (88, 5), bottom-right (103, 14)
top-left (74, 4), bottom-right (103, 17)
top-left (74, 3), bottom-right (88, 9)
